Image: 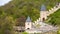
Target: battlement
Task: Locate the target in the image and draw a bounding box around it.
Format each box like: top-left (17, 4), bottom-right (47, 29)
top-left (34, 3), bottom-right (60, 23)
top-left (47, 3), bottom-right (60, 16)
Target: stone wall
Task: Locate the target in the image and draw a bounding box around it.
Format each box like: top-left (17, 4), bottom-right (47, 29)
top-left (34, 3), bottom-right (60, 23)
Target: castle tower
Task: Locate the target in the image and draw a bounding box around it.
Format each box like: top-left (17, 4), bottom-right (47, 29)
top-left (40, 4), bottom-right (47, 22)
top-left (25, 16), bottom-right (32, 30)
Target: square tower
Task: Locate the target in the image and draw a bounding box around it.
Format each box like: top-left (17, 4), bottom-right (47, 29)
top-left (40, 4), bottom-right (47, 22)
top-left (25, 16), bottom-right (32, 30)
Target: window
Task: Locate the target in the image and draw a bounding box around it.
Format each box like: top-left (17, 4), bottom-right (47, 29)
top-left (27, 28), bottom-right (30, 29)
top-left (28, 23), bottom-right (29, 25)
top-left (43, 18), bottom-right (45, 21)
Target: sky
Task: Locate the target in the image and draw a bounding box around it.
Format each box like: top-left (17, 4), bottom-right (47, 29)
top-left (0, 0), bottom-right (11, 6)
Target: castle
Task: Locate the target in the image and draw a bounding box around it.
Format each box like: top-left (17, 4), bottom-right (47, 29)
top-left (14, 3), bottom-right (60, 33)
top-left (25, 3), bottom-right (60, 33)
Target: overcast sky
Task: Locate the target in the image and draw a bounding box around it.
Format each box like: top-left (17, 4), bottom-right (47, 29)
top-left (0, 0), bottom-right (11, 6)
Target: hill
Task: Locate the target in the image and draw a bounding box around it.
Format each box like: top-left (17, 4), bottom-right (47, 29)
top-left (46, 9), bottom-right (60, 26)
top-left (0, 0), bottom-right (60, 34)
top-left (0, 0), bottom-right (60, 26)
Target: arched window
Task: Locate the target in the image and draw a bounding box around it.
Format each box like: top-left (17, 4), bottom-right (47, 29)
top-left (43, 18), bottom-right (45, 21)
top-left (27, 28), bottom-right (30, 30)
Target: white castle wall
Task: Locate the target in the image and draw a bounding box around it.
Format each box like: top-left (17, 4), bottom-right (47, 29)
top-left (25, 22), bottom-right (32, 29)
top-left (34, 3), bottom-right (60, 23)
top-left (40, 11), bottom-right (48, 21)
top-left (47, 4), bottom-right (60, 16)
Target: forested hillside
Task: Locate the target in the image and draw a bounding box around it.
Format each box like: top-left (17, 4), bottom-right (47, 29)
top-left (0, 0), bottom-right (60, 22)
top-left (0, 0), bottom-right (60, 27)
top-left (47, 9), bottom-right (60, 26)
top-left (0, 0), bottom-right (60, 34)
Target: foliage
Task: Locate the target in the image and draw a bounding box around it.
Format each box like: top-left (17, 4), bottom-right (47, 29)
top-left (16, 16), bottom-right (26, 26)
top-left (0, 0), bottom-right (60, 34)
top-left (57, 30), bottom-right (60, 34)
top-left (0, 0), bottom-right (60, 22)
top-left (47, 9), bottom-right (60, 26)
top-left (22, 32), bottom-right (28, 34)
top-left (0, 16), bottom-right (16, 34)
top-left (36, 24), bottom-right (41, 28)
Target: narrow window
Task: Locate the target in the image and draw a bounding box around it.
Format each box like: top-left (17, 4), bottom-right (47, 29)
top-left (43, 18), bottom-right (45, 21)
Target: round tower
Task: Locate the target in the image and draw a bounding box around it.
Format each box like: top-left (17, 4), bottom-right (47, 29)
top-left (25, 16), bottom-right (32, 30)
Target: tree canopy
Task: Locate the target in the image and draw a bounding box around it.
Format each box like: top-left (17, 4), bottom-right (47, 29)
top-left (0, 0), bottom-right (60, 34)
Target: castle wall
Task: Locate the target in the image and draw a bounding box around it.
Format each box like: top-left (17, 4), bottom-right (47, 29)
top-left (40, 11), bottom-right (48, 21)
top-left (34, 3), bottom-right (60, 23)
top-left (25, 22), bottom-right (32, 29)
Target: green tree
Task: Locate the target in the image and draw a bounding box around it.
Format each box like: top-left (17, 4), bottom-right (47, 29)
top-left (0, 16), bottom-right (16, 34)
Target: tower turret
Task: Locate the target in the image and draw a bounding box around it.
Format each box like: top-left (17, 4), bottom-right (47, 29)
top-left (40, 4), bottom-right (47, 22)
top-left (25, 16), bottom-right (32, 30)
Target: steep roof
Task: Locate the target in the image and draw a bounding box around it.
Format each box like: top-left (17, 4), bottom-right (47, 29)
top-left (26, 16), bottom-right (31, 22)
top-left (40, 4), bottom-right (46, 11)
